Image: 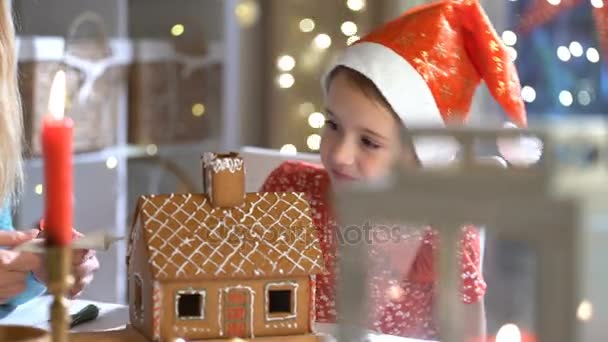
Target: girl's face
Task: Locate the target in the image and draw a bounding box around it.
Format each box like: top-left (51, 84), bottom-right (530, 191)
top-left (320, 71), bottom-right (417, 189)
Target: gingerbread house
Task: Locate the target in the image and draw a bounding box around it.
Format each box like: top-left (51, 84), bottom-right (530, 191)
top-left (126, 152), bottom-right (325, 341)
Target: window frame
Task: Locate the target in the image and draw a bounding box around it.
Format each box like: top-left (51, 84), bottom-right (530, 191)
top-left (175, 288), bottom-right (207, 320)
top-left (264, 281), bottom-right (298, 321)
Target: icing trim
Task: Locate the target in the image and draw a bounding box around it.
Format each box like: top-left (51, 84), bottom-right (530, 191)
top-left (202, 152), bottom-right (244, 173)
top-left (131, 273), bottom-right (144, 324)
top-left (175, 288), bottom-right (207, 320)
top-left (152, 281), bottom-right (162, 341)
top-left (264, 281), bottom-right (299, 322)
top-left (219, 285), bottom-right (256, 338)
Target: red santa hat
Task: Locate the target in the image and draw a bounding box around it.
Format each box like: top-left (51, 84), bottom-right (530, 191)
top-left (322, 0), bottom-right (542, 166)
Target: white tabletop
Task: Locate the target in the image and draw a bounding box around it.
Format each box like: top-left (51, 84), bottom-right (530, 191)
top-left (0, 295), bottom-right (128, 332)
top-left (0, 295), bottom-right (432, 341)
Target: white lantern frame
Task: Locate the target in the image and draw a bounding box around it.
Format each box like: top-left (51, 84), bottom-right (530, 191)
top-left (332, 125), bottom-right (608, 342)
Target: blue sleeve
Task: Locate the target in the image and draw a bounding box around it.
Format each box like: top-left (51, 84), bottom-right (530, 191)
top-left (0, 205), bottom-right (47, 316)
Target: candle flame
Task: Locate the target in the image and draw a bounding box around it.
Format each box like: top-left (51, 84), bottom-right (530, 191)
top-left (48, 70), bottom-right (66, 120)
top-left (577, 300), bottom-right (593, 321)
top-left (496, 323), bottom-right (522, 342)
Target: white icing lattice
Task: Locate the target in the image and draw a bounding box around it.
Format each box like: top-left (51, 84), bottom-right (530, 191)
top-left (137, 192), bottom-right (324, 280)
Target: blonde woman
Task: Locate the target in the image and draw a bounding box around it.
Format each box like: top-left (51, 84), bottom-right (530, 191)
top-left (0, 2), bottom-right (99, 318)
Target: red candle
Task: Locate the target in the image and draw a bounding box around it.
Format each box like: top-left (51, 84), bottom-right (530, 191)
top-left (469, 324), bottom-right (537, 342)
top-left (486, 330), bottom-right (536, 342)
top-left (41, 70), bottom-right (73, 246)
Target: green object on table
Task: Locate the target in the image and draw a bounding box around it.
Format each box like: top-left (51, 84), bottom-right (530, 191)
top-left (69, 304), bottom-right (100, 328)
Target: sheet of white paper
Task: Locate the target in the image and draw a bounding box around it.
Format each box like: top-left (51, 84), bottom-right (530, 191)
top-left (0, 295), bottom-right (128, 332)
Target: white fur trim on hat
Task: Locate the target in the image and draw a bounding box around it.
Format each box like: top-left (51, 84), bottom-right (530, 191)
top-left (322, 42), bottom-right (459, 165)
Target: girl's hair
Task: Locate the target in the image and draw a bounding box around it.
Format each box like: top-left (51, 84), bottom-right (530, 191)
top-left (326, 65), bottom-right (420, 165)
top-left (327, 65), bottom-right (395, 116)
top-left (0, 1), bottom-right (23, 207)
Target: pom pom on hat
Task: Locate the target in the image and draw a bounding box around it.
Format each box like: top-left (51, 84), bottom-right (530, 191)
top-left (496, 122), bottom-right (543, 166)
top-left (322, 0), bottom-right (541, 165)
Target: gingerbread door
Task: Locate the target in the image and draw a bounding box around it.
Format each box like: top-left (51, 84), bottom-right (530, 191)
top-left (222, 287), bottom-right (253, 338)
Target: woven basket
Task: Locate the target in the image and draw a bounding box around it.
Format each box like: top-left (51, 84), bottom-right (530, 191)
top-left (19, 12), bottom-right (131, 156)
top-left (63, 11), bottom-right (131, 153)
top-left (18, 37), bottom-right (67, 156)
top-left (128, 39), bottom-right (222, 145)
top-left (128, 40), bottom-right (179, 145)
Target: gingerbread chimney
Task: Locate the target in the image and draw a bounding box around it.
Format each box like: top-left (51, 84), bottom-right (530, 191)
top-left (201, 152), bottom-right (246, 207)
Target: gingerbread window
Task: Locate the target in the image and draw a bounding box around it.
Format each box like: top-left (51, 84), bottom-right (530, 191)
top-left (265, 282), bottom-right (298, 321)
top-left (133, 274), bottom-right (143, 317)
top-left (175, 289), bottom-right (206, 320)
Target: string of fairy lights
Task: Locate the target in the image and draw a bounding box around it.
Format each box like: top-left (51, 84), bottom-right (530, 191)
top-left (276, 0), bottom-right (366, 155)
top-left (504, 0), bottom-right (603, 108)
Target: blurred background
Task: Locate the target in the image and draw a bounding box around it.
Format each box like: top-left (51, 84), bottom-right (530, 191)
top-left (8, 0), bottom-right (607, 339)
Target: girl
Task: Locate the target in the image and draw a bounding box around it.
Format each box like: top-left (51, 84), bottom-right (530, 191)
top-left (0, 1), bottom-right (99, 318)
top-left (261, 0), bottom-right (535, 340)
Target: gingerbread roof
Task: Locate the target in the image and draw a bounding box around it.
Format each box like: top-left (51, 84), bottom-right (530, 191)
top-left (130, 192), bottom-right (325, 281)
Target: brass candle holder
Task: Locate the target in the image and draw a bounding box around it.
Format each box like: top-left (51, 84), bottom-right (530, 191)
top-left (46, 245), bottom-right (73, 342)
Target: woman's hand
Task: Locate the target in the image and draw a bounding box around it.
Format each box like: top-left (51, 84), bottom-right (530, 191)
top-left (0, 229), bottom-right (41, 304)
top-left (68, 247), bottom-right (99, 298)
top-left (33, 230), bottom-right (100, 298)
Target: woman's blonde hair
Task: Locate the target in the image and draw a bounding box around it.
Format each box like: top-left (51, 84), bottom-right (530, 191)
top-left (0, 1), bottom-right (23, 207)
